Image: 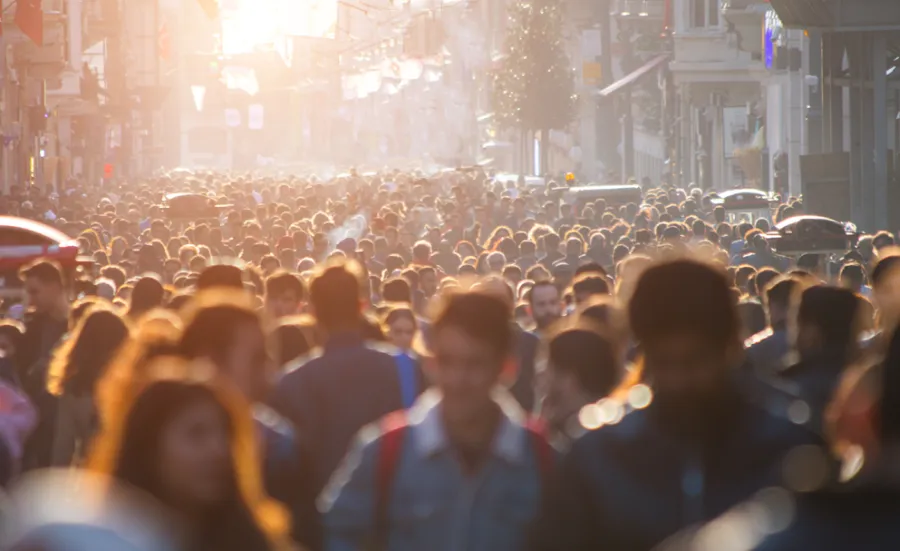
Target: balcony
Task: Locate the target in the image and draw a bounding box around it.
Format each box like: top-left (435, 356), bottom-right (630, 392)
top-left (670, 29), bottom-right (767, 82)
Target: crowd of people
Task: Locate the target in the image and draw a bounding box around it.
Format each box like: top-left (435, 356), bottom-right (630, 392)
top-left (0, 169), bottom-right (897, 550)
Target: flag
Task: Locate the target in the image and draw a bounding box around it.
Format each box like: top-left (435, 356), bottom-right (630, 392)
top-left (198, 0), bottom-right (219, 19)
top-left (15, 0), bottom-right (43, 46)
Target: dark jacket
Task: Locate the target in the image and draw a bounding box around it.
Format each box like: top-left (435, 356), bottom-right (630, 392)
top-left (754, 486), bottom-right (900, 550)
top-left (745, 327), bottom-right (790, 376)
top-left (510, 328), bottom-right (540, 413)
top-left (777, 350), bottom-right (849, 433)
top-left (255, 405), bottom-right (319, 550)
top-left (16, 312), bottom-right (67, 396)
top-left (531, 384), bottom-right (821, 551)
top-left (18, 312), bottom-right (67, 470)
top-left (269, 331), bottom-right (403, 498)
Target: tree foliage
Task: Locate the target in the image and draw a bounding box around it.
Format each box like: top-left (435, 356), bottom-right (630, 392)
top-left (491, 0), bottom-right (577, 133)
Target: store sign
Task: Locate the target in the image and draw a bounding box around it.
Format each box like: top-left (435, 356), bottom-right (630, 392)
top-left (583, 62), bottom-right (602, 86)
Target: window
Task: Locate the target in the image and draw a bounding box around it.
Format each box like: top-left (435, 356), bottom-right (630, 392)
top-left (691, 0), bottom-right (720, 28)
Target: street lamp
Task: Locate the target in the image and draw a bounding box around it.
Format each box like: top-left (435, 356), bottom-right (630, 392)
top-left (638, 0), bottom-right (649, 17)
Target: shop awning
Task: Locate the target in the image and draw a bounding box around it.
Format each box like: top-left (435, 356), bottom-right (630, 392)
top-left (595, 54), bottom-right (669, 98)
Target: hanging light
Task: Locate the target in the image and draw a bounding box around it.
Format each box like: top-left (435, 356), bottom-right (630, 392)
top-left (638, 0), bottom-right (649, 17)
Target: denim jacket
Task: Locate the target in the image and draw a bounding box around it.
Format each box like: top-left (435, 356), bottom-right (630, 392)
top-left (320, 389), bottom-right (547, 551)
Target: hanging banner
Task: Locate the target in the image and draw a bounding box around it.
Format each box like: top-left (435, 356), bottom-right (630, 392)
top-left (248, 104), bottom-right (264, 130)
top-left (224, 108), bottom-right (241, 127)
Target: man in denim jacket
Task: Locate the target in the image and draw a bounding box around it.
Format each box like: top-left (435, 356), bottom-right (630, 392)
top-left (320, 290), bottom-right (552, 551)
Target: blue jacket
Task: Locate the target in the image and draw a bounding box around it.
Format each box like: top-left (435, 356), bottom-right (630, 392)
top-left (269, 331), bottom-right (404, 498)
top-left (530, 385), bottom-right (822, 551)
top-left (321, 389), bottom-right (550, 551)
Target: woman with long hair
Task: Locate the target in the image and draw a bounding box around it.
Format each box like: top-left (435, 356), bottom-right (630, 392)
top-left (46, 306), bottom-right (130, 466)
top-left (89, 360), bottom-right (292, 551)
top-left (108, 236), bottom-right (129, 264)
top-left (178, 291), bottom-right (314, 548)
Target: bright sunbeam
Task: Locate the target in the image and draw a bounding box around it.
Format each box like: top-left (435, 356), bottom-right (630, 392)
top-left (221, 0), bottom-right (337, 55)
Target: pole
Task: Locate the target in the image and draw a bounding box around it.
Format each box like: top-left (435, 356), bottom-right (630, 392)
top-left (806, 30), bottom-right (823, 155)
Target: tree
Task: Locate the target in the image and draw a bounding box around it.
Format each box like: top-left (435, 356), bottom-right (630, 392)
top-left (492, 0), bottom-right (576, 175)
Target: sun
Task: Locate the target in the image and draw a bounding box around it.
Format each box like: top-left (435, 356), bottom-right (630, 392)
top-left (221, 0), bottom-right (337, 55)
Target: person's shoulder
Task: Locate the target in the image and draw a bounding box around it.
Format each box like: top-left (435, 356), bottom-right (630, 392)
top-left (745, 327), bottom-right (775, 349)
top-left (568, 408), bottom-right (650, 459)
top-left (278, 348), bottom-right (325, 379)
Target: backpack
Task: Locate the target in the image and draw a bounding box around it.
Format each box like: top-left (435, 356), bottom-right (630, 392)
top-left (368, 412), bottom-right (554, 550)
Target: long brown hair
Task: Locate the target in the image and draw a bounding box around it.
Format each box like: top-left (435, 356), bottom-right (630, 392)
top-left (88, 358), bottom-right (292, 551)
top-left (47, 306), bottom-right (131, 397)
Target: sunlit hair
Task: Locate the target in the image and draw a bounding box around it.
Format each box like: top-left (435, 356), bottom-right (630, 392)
top-left (69, 296), bottom-right (105, 330)
top-left (107, 235), bottom-right (128, 257)
top-left (381, 305), bottom-right (416, 335)
top-left (179, 289), bottom-right (267, 368)
top-left (96, 310), bottom-right (183, 426)
top-left (88, 358), bottom-right (291, 550)
top-left (79, 229), bottom-right (104, 253)
top-left (483, 225), bottom-right (512, 250)
top-left (47, 305), bottom-right (131, 397)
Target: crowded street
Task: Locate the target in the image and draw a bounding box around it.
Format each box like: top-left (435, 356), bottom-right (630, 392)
top-left (1, 0), bottom-right (900, 549)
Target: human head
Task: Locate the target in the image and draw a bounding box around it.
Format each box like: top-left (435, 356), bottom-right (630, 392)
top-left (0, 320), bottom-right (24, 360)
top-left (764, 276), bottom-right (799, 330)
top-left (540, 324), bottom-right (621, 427)
top-left (382, 306), bottom-right (417, 352)
top-left (309, 259), bottom-right (364, 333)
top-left (382, 277), bottom-right (412, 304)
top-left (793, 285), bottom-right (861, 362)
top-left (19, 259), bottom-right (66, 316)
top-left (179, 292), bottom-right (272, 401)
top-left (418, 266), bottom-right (437, 297)
top-left (264, 271), bottom-right (305, 319)
top-left (571, 274), bottom-right (610, 306)
top-left (128, 276), bottom-right (165, 320)
top-left (629, 260), bottom-right (741, 434)
top-left (528, 280), bottom-right (562, 331)
top-left (47, 306), bottom-right (130, 397)
top-left (839, 262), bottom-right (867, 293)
top-left (871, 254), bottom-right (900, 331)
top-left (430, 291), bottom-right (514, 429)
top-left (90, 371), bottom-right (284, 550)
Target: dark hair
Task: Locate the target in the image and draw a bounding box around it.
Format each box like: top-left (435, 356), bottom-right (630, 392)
top-left (48, 307), bottom-right (130, 396)
top-left (309, 259), bottom-right (363, 331)
top-left (796, 285), bottom-right (861, 355)
top-left (629, 260), bottom-right (739, 349)
top-left (839, 262), bottom-right (866, 288)
top-left (180, 294), bottom-right (263, 369)
top-left (547, 325), bottom-right (621, 398)
top-left (572, 274), bottom-right (610, 298)
top-left (198, 265), bottom-right (244, 291)
top-left (871, 255), bottom-right (900, 289)
top-left (100, 265), bottom-right (127, 289)
top-left (265, 271), bottom-right (305, 302)
top-left (754, 268), bottom-right (780, 297)
top-left (382, 277), bottom-right (412, 303)
top-left (383, 305), bottom-right (416, 328)
top-left (128, 277), bottom-right (165, 319)
top-left (432, 291), bottom-right (513, 359)
top-left (765, 276), bottom-right (799, 318)
top-left (19, 259), bottom-right (64, 287)
top-left (502, 264), bottom-right (522, 280)
top-left (104, 379), bottom-right (278, 551)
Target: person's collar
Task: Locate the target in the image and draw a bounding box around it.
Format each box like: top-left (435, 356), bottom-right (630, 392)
top-left (323, 329), bottom-right (365, 350)
top-left (408, 388), bottom-right (527, 465)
